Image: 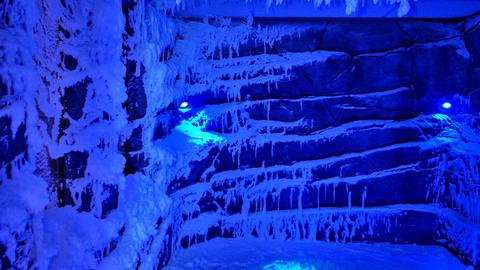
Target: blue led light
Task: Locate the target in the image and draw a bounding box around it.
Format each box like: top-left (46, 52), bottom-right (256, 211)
top-left (179, 101), bottom-right (191, 113)
top-left (442, 102), bottom-right (452, 109)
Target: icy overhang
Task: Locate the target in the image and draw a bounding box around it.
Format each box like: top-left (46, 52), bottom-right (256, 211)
top-left (172, 0), bottom-right (480, 18)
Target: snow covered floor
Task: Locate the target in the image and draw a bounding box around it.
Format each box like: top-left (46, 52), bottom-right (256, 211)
top-left (165, 238), bottom-right (469, 270)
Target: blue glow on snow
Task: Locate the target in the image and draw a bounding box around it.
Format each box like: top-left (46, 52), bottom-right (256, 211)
top-left (442, 102), bottom-right (452, 109)
top-left (262, 260), bottom-right (316, 270)
top-left (175, 110), bottom-right (225, 146)
top-left (432, 113), bottom-right (451, 123)
top-left (179, 107), bottom-right (191, 113)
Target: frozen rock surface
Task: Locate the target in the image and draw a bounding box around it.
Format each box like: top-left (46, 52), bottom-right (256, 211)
top-left (166, 14), bottom-right (480, 269)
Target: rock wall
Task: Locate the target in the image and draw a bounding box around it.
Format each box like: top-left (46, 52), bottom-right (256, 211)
top-left (0, 1), bottom-right (44, 269)
top-left (0, 0), bottom-right (179, 269)
top-left (163, 14), bottom-right (480, 268)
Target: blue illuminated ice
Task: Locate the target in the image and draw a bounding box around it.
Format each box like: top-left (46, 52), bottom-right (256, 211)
top-left (262, 260), bottom-right (316, 270)
top-left (175, 110), bottom-right (225, 145)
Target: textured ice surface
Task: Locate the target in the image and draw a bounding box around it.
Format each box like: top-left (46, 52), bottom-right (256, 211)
top-left (165, 238), bottom-right (469, 270)
top-left (167, 0), bottom-right (413, 16)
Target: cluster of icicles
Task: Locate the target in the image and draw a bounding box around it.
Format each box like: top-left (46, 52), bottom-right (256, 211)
top-left (169, 12), bottom-right (479, 263)
top-left (256, 0), bottom-right (412, 16)
top-left (167, 0), bottom-right (413, 16)
top-left (434, 154), bottom-right (480, 224)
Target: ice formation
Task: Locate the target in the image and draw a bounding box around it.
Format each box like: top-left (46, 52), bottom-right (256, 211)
top-left (162, 10), bottom-right (480, 270)
top-left (255, 0), bottom-right (413, 16)
top-left (0, 0), bottom-right (480, 269)
top-left (170, 0), bottom-right (414, 17)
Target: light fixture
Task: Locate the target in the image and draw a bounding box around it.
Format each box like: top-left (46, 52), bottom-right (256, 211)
top-left (179, 101), bottom-right (191, 113)
top-left (442, 102), bottom-right (452, 109)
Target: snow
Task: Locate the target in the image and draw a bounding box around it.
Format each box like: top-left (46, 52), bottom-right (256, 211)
top-left (428, 114), bottom-right (480, 224)
top-left (99, 173), bottom-right (173, 270)
top-left (0, 168), bottom-right (48, 268)
top-left (34, 207), bottom-right (118, 270)
top-left (165, 238), bottom-right (469, 270)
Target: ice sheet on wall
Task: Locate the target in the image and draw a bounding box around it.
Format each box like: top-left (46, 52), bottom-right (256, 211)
top-left (164, 14), bottom-right (480, 268)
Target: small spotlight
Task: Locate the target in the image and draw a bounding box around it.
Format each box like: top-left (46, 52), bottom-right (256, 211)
top-left (442, 102), bottom-right (452, 109)
top-left (179, 101), bottom-right (191, 113)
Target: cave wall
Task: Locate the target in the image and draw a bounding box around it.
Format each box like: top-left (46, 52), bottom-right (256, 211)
top-left (163, 14), bottom-right (480, 268)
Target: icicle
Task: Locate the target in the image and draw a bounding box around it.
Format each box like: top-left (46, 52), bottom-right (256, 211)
top-left (317, 184), bottom-right (321, 208)
top-left (298, 186), bottom-right (304, 214)
top-left (290, 188), bottom-right (294, 209)
top-left (277, 190), bottom-right (281, 210)
top-left (270, 141), bottom-right (274, 159)
top-left (332, 183), bottom-right (338, 204)
top-left (266, 100), bottom-right (271, 121)
top-left (362, 186), bottom-right (368, 209)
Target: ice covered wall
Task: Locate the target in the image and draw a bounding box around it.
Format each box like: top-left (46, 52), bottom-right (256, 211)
top-left (259, 0), bottom-right (412, 16)
top-left (168, 0), bottom-right (412, 15)
top-left (0, 0), bottom-right (126, 268)
top-left (174, 0), bottom-right (480, 19)
top-left (0, 1), bottom-right (46, 268)
top-left (162, 13), bottom-right (480, 268)
top-left (0, 0), bottom-right (181, 269)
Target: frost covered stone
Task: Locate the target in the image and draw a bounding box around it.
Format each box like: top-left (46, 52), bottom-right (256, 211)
top-left (62, 77), bottom-right (92, 120)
